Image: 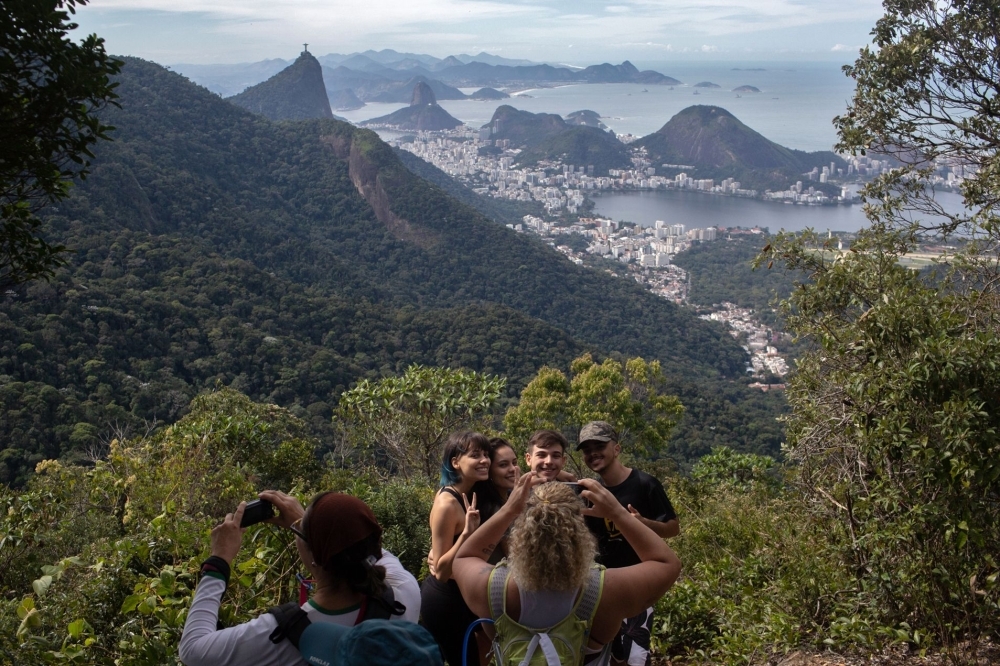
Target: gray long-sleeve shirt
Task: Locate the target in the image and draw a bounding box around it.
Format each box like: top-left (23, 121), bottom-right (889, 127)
top-left (179, 550), bottom-right (420, 666)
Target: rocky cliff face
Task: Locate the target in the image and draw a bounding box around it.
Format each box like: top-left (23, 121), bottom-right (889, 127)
top-left (321, 130), bottom-right (440, 248)
top-left (229, 51), bottom-right (334, 121)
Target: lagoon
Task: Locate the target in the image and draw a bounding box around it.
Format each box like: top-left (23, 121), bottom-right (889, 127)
top-left (591, 189), bottom-right (869, 233)
top-left (590, 189), bottom-right (968, 234)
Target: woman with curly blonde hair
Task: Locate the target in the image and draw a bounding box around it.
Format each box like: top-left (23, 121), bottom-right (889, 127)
top-left (506, 482), bottom-right (597, 593)
top-left (453, 475), bottom-right (680, 665)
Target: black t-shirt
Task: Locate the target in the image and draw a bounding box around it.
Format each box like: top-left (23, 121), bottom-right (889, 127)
top-left (585, 468), bottom-right (677, 568)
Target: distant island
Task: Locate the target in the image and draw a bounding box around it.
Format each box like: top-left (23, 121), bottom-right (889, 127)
top-left (469, 87), bottom-right (509, 100)
top-left (731, 67), bottom-right (767, 71)
top-left (733, 85), bottom-right (761, 93)
top-left (694, 81), bottom-right (722, 89)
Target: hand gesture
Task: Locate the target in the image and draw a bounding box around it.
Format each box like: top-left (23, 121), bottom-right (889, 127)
top-left (627, 504), bottom-right (642, 518)
top-left (258, 490), bottom-right (305, 530)
top-left (210, 502), bottom-right (247, 564)
top-left (506, 471), bottom-right (545, 515)
top-left (579, 479), bottom-right (629, 522)
top-left (461, 492), bottom-right (480, 538)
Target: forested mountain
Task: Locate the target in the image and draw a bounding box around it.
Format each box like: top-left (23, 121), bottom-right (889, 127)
top-left (518, 126), bottom-right (633, 175)
top-left (485, 106), bottom-right (632, 174)
top-left (635, 105), bottom-right (846, 190)
top-left (0, 58), bottom-right (775, 485)
top-left (228, 51), bottom-right (333, 121)
top-left (672, 234), bottom-right (799, 323)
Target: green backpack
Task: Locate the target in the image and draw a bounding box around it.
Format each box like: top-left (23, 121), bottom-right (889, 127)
top-left (487, 560), bottom-right (607, 666)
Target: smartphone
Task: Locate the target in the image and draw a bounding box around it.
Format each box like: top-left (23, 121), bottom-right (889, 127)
top-left (240, 499), bottom-right (275, 527)
top-left (562, 482), bottom-right (585, 496)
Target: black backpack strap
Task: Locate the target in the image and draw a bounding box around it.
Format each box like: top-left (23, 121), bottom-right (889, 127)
top-left (267, 601), bottom-right (312, 648)
top-left (361, 585), bottom-right (406, 621)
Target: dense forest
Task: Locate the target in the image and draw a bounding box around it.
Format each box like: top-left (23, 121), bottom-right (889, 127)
top-left (672, 234), bottom-right (800, 326)
top-left (0, 58), bottom-right (784, 486)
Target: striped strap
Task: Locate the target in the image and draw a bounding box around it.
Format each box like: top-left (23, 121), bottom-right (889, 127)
top-left (574, 566), bottom-right (605, 623)
top-left (488, 561), bottom-right (510, 620)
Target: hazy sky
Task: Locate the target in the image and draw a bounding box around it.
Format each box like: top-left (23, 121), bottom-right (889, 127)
top-left (72, 0), bottom-right (884, 65)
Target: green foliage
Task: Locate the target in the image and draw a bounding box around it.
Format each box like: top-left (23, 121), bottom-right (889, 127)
top-left (690, 446), bottom-right (778, 491)
top-left (671, 234), bottom-right (798, 327)
top-left (651, 461), bottom-right (856, 663)
top-left (504, 353), bottom-right (683, 459)
top-left (516, 126), bottom-right (632, 176)
top-left (337, 364), bottom-right (505, 479)
top-left (1, 56), bottom-right (772, 485)
top-left (1, 0), bottom-right (121, 289)
top-left (0, 389), bottom-right (435, 665)
top-left (759, 225), bottom-right (1000, 645)
top-left (743, 1), bottom-right (1000, 648)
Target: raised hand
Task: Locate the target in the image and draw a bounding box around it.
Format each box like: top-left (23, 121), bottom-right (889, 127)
top-left (461, 492), bottom-right (480, 537)
top-left (210, 502), bottom-right (247, 564)
top-left (506, 471), bottom-right (545, 514)
top-left (579, 478), bottom-right (630, 522)
top-left (258, 490), bottom-right (305, 530)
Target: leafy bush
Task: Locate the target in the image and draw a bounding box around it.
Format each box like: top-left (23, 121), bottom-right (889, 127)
top-left (651, 463), bottom-right (855, 663)
top-left (0, 388), bottom-right (434, 664)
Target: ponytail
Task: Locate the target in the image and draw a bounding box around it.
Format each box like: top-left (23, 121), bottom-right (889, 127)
top-left (321, 533), bottom-right (387, 597)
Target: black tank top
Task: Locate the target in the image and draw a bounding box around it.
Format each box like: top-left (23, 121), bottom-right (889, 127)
top-left (439, 487), bottom-right (467, 541)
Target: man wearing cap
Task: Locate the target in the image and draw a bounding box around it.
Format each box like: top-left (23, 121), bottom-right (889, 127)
top-left (179, 490), bottom-right (425, 666)
top-left (578, 421), bottom-right (678, 666)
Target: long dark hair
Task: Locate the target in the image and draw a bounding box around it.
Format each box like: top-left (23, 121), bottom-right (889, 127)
top-left (439, 431), bottom-right (490, 487)
top-left (472, 437), bottom-right (516, 523)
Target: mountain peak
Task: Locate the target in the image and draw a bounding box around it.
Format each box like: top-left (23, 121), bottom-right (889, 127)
top-left (410, 81), bottom-right (437, 106)
top-left (228, 51), bottom-right (333, 121)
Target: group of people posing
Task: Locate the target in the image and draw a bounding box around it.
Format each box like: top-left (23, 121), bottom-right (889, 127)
top-left (179, 422), bottom-right (681, 666)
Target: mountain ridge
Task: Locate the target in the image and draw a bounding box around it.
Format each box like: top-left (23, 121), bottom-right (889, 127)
top-left (484, 106), bottom-right (631, 174)
top-left (635, 105), bottom-right (845, 190)
top-left (0, 57), bottom-right (780, 484)
top-left (228, 51), bottom-right (333, 121)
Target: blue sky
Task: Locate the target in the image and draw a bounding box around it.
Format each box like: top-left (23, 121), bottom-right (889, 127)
top-left (72, 0), bottom-right (884, 65)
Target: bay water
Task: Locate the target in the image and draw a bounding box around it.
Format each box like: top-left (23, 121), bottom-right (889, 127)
top-left (338, 61), bottom-right (965, 233)
top-left (339, 61), bottom-right (856, 152)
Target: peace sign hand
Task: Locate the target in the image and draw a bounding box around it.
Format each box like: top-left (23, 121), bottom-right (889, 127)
top-left (461, 492), bottom-right (480, 537)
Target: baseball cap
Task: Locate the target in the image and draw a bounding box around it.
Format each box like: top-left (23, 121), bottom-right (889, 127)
top-left (577, 421), bottom-right (619, 450)
top-left (298, 619), bottom-right (443, 666)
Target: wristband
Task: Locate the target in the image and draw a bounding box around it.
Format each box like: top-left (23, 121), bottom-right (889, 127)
top-left (200, 555), bottom-right (232, 585)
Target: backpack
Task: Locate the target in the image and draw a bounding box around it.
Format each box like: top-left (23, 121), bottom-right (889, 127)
top-left (266, 585), bottom-right (406, 650)
top-left (488, 560), bottom-right (607, 666)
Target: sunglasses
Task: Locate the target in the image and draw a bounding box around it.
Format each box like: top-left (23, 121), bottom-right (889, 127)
top-left (289, 517), bottom-right (307, 543)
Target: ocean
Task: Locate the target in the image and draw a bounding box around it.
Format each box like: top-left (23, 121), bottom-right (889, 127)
top-left (337, 60), bottom-right (857, 152)
top-left (338, 60), bottom-right (963, 233)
